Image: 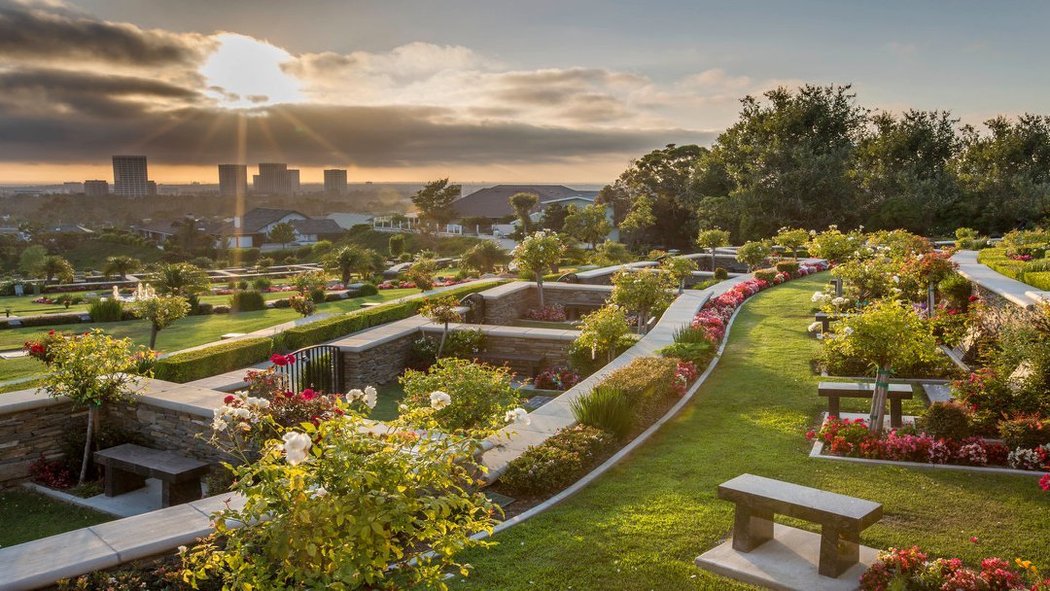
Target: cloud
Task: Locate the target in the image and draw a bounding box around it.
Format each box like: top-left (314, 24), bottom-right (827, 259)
top-left (0, 0), bottom-right (213, 66)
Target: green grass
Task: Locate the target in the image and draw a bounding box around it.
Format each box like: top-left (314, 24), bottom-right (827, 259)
top-left (0, 357), bottom-right (44, 384)
top-left (369, 382), bottom-right (407, 422)
top-left (450, 274), bottom-right (1050, 591)
top-left (0, 489), bottom-right (111, 548)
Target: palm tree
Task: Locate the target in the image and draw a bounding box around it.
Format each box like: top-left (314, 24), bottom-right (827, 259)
top-left (103, 255), bottom-right (141, 280)
top-left (509, 192), bottom-right (540, 234)
top-left (153, 263), bottom-right (210, 296)
top-left (39, 255), bottom-right (75, 284)
top-left (325, 245), bottom-right (365, 285)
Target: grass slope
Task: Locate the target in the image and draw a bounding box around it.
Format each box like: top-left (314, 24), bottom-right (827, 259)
top-left (450, 274), bottom-right (1050, 591)
top-left (0, 489), bottom-right (111, 548)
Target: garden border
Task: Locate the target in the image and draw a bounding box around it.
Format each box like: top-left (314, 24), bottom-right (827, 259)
top-left (808, 438), bottom-right (1044, 479)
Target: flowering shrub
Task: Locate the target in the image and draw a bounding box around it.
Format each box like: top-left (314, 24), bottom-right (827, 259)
top-left (673, 360), bottom-right (699, 395)
top-left (534, 366), bottom-right (582, 391)
top-left (400, 358), bottom-right (521, 431)
top-left (28, 453), bottom-right (76, 489)
top-left (524, 303), bottom-right (568, 322)
top-left (860, 546), bottom-right (1050, 591)
top-left (500, 425), bottom-right (618, 496)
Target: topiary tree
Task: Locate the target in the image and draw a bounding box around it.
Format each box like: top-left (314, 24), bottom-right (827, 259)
top-left (461, 240), bottom-right (509, 274)
top-left (512, 230), bottom-right (565, 308)
top-left (153, 262), bottom-right (210, 296)
top-left (103, 255), bottom-right (141, 280)
top-left (130, 293), bottom-right (190, 349)
top-left (289, 293), bottom-right (316, 318)
top-left (324, 245), bottom-right (365, 285)
top-left (661, 256), bottom-right (696, 294)
top-left (420, 295), bottom-right (461, 357)
top-left (509, 192), bottom-right (540, 235)
top-left (830, 299), bottom-right (938, 434)
top-left (405, 256), bottom-right (437, 292)
top-left (774, 226), bottom-right (810, 260)
top-left (574, 304), bottom-right (631, 364)
top-left (611, 268), bottom-right (675, 334)
top-left (696, 228), bottom-right (731, 272)
top-left (736, 240), bottom-right (771, 271)
top-left (388, 233), bottom-right (406, 258)
top-left (27, 329), bottom-right (152, 484)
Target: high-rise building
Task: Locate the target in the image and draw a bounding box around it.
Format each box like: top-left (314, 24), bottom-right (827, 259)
top-left (112, 155), bottom-right (150, 197)
top-left (324, 169), bottom-right (348, 195)
top-left (84, 180), bottom-right (109, 196)
top-left (253, 163), bottom-right (300, 194)
top-left (63, 182), bottom-right (84, 194)
top-left (218, 164), bottom-right (248, 197)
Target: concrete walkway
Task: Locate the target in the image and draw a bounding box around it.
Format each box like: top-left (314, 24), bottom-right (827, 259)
top-left (951, 250), bottom-right (1050, 308)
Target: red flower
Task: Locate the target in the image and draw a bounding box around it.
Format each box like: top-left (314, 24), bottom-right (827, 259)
top-left (270, 353), bottom-right (295, 367)
top-left (223, 395), bottom-right (236, 404)
top-left (805, 429), bottom-right (816, 442)
top-left (968, 295), bottom-right (979, 302)
top-left (970, 536), bottom-right (979, 544)
top-left (301, 388), bottom-right (317, 400)
top-left (1040, 473), bottom-right (1050, 492)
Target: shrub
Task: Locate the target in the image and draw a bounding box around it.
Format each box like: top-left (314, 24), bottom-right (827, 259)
top-left (213, 304), bottom-right (230, 314)
top-left (754, 268), bottom-right (777, 283)
top-left (407, 336), bottom-right (438, 371)
top-left (280, 281), bottom-right (498, 351)
top-left (309, 287), bottom-right (326, 303)
top-left (195, 302), bottom-right (214, 315)
top-left (358, 282), bottom-right (378, 296)
top-left (252, 277), bottom-right (272, 291)
top-left (154, 337), bottom-right (275, 383)
top-left (774, 261), bottom-right (799, 276)
top-left (400, 358), bottom-right (519, 431)
top-left (229, 290), bottom-right (266, 313)
top-left (443, 328), bottom-right (485, 359)
top-left (534, 366), bottom-right (581, 391)
top-left (601, 356), bottom-right (678, 421)
top-left (571, 385), bottom-right (635, 439)
top-left (713, 267), bottom-right (729, 280)
top-left (998, 415), bottom-right (1050, 450)
top-left (658, 341), bottom-right (715, 368)
top-left (500, 425), bottom-right (618, 496)
top-left (673, 325), bottom-right (710, 344)
top-left (236, 279), bottom-right (249, 290)
top-left (16, 312), bottom-right (85, 327)
top-left (938, 272), bottom-right (972, 310)
top-left (524, 304), bottom-right (567, 322)
top-left (88, 298), bottom-right (123, 322)
top-left (919, 401), bottom-right (971, 441)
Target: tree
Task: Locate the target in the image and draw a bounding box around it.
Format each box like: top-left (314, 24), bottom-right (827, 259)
top-left (405, 257), bottom-right (437, 292)
top-left (153, 263), bottom-right (210, 296)
top-left (563, 203), bottom-right (612, 250)
top-left (288, 293), bottom-right (316, 318)
top-left (411, 178), bottom-right (461, 233)
top-left (509, 192), bottom-right (540, 235)
top-left (574, 304), bottom-right (631, 364)
top-left (292, 270), bottom-right (327, 295)
top-left (611, 268), bottom-right (675, 334)
top-left (420, 296), bottom-right (461, 357)
top-left (171, 217), bottom-right (212, 255)
top-left (696, 228), bottom-right (730, 271)
top-left (40, 255), bottom-right (75, 283)
top-left (512, 230), bottom-right (565, 308)
top-left (829, 300), bottom-right (938, 434)
top-left (590, 240), bottom-right (633, 266)
top-left (736, 240), bottom-right (772, 271)
top-left (130, 294), bottom-right (190, 349)
top-left (388, 233), bottom-right (406, 258)
top-left (18, 245), bottom-right (46, 277)
top-left (661, 256), bottom-right (696, 294)
top-left (538, 202), bottom-right (569, 233)
top-left (268, 222), bottom-right (296, 249)
top-left (462, 240), bottom-right (509, 274)
top-left (774, 227), bottom-right (810, 260)
top-left (619, 194), bottom-right (656, 247)
top-left (26, 329), bottom-right (151, 484)
top-left (103, 255), bottom-right (141, 280)
top-left (807, 226), bottom-right (862, 264)
top-left (324, 245), bottom-right (366, 285)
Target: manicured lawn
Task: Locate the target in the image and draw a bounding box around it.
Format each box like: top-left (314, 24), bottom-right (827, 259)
top-left (0, 357), bottom-right (43, 384)
top-left (450, 274), bottom-right (1050, 591)
top-left (0, 489), bottom-right (111, 548)
top-left (369, 382), bottom-right (407, 422)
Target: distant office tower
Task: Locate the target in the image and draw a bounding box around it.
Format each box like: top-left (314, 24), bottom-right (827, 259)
top-left (84, 180), bottom-right (109, 196)
top-left (253, 162), bottom-right (298, 194)
top-left (63, 182), bottom-right (84, 194)
top-left (147, 180), bottom-right (158, 196)
top-left (218, 164), bottom-right (248, 197)
top-left (324, 169), bottom-right (348, 195)
top-left (112, 155), bottom-right (150, 197)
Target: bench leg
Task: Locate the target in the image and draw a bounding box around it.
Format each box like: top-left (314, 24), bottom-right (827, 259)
top-left (827, 396), bottom-right (840, 420)
top-left (162, 479), bottom-right (203, 507)
top-left (889, 399), bottom-right (903, 428)
top-left (104, 467), bottom-right (145, 497)
top-left (731, 506), bottom-right (774, 552)
top-left (818, 526), bottom-right (860, 578)
top-left (820, 317), bottom-right (830, 332)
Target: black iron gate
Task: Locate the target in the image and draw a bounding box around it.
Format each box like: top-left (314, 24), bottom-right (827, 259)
top-left (277, 345), bottom-right (344, 394)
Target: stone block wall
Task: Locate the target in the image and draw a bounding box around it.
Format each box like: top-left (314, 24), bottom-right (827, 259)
top-left (341, 332), bottom-right (418, 387)
top-left (103, 401), bottom-right (225, 463)
top-left (480, 283), bottom-right (611, 324)
top-left (0, 399), bottom-right (80, 487)
top-left (421, 325), bottom-right (577, 373)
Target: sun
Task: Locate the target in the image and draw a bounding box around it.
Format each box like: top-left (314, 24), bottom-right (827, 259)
top-left (200, 33), bottom-right (302, 108)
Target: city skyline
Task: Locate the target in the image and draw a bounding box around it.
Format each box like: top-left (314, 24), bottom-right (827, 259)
top-left (2, 0), bottom-right (1050, 184)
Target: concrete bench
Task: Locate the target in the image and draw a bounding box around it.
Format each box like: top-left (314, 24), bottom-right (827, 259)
top-left (939, 344), bottom-right (972, 372)
top-left (718, 474), bottom-right (882, 578)
top-left (814, 311), bottom-right (850, 332)
top-left (476, 352), bottom-right (546, 377)
top-left (818, 381), bottom-right (913, 428)
top-left (922, 382), bottom-right (953, 404)
top-left (94, 444), bottom-right (210, 508)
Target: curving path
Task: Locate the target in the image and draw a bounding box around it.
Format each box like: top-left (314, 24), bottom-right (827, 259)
top-left (449, 273), bottom-right (1050, 591)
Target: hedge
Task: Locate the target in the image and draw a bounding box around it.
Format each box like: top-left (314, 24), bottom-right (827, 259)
top-left (281, 281), bottom-right (500, 351)
top-left (154, 336), bottom-right (276, 383)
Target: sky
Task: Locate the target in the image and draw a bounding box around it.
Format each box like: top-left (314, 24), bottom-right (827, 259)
top-left (1, 0), bottom-right (1048, 185)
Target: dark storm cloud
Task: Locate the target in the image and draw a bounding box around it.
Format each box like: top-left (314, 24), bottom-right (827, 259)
top-left (0, 1), bottom-right (211, 65)
top-left (0, 101), bottom-right (714, 167)
top-left (0, 67), bottom-right (203, 117)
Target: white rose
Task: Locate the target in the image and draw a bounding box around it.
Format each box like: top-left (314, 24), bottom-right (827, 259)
top-left (807, 322), bottom-right (822, 333)
top-left (363, 386), bottom-right (378, 409)
top-left (843, 326), bottom-right (855, 336)
top-left (347, 388), bottom-right (364, 402)
top-left (430, 390), bottom-right (452, 410)
top-left (504, 407), bottom-right (530, 425)
top-left (282, 432), bottom-right (312, 466)
top-left (211, 418), bottom-right (228, 432)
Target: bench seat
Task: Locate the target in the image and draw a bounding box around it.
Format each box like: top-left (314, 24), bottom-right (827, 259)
top-left (818, 381), bottom-right (913, 428)
top-left (718, 474), bottom-right (882, 578)
top-left (475, 352), bottom-right (546, 377)
top-left (94, 444), bottom-right (210, 508)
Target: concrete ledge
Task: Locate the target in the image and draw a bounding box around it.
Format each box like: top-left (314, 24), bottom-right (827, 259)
top-left (695, 524), bottom-right (876, 591)
top-left (0, 387), bottom-right (66, 414)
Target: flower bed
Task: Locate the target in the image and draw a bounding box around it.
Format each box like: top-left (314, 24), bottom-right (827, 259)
top-left (524, 304), bottom-right (568, 322)
top-left (860, 545), bottom-right (1050, 591)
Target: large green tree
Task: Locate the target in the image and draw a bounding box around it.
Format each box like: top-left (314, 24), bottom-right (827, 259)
top-left (509, 192), bottom-right (540, 235)
top-left (562, 203), bottom-right (611, 250)
top-left (411, 178), bottom-right (461, 233)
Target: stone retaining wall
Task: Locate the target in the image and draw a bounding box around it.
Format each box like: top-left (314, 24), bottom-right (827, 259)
top-left (480, 282), bottom-right (612, 324)
top-left (340, 331), bottom-right (418, 387)
top-left (0, 397), bottom-right (79, 487)
top-left (103, 401), bottom-right (225, 463)
top-left (420, 324), bottom-right (577, 371)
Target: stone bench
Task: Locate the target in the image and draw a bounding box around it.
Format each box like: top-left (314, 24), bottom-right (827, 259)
top-left (818, 381), bottom-right (913, 428)
top-left (476, 352), bottom-right (546, 377)
top-left (814, 311), bottom-right (850, 332)
top-left (718, 474), bottom-right (882, 578)
top-left (560, 300), bottom-right (603, 321)
top-left (94, 444), bottom-right (210, 508)
top-left (922, 382), bottom-right (954, 404)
